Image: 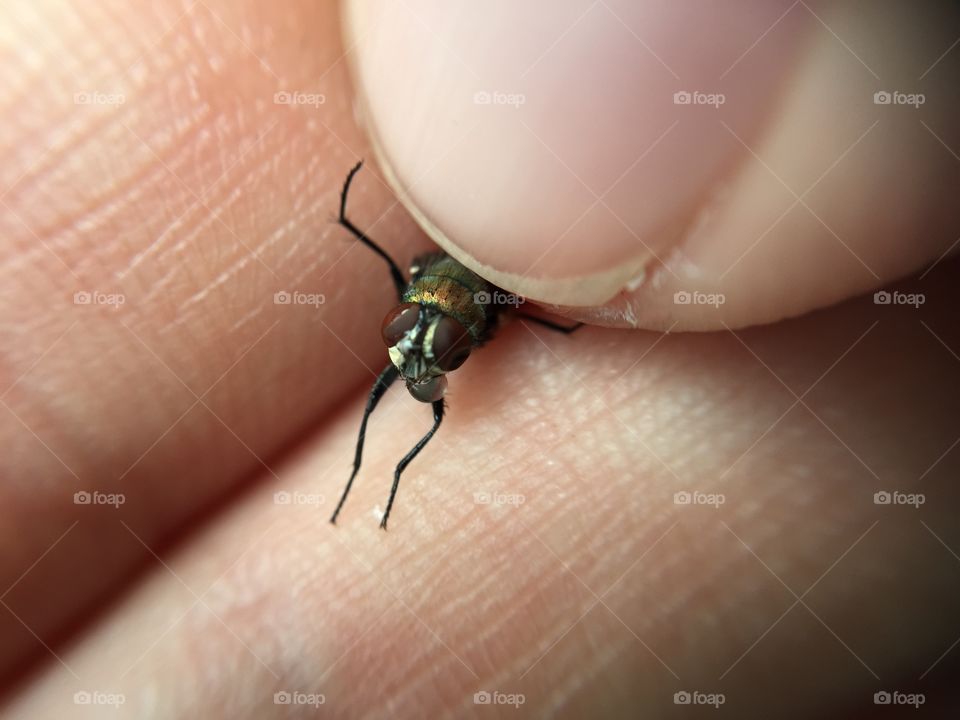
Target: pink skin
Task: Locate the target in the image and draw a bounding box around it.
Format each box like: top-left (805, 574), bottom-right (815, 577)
top-left (347, 0), bottom-right (960, 328)
top-left (1, 1), bottom-right (959, 718)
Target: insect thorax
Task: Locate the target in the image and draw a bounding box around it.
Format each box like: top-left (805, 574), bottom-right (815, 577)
top-left (403, 252), bottom-right (499, 344)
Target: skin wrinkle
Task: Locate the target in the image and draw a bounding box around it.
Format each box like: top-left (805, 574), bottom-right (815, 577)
top-left (8, 35), bottom-right (216, 234)
top-left (0, 0), bottom-right (402, 680)
top-left (183, 156), bottom-right (319, 282)
top-left (3, 111), bottom-right (117, 204)
top-left (171, 217), bottom-right (262, 315)
top-left (131, 205), bottom-right (222, 302)
top-left (132, 111), bottom-right (218, 198)
top-left (0, 44), bottom-right (90, 172)
top-left (75, 169), bottom-right (188, 279)
top-left (372, 632), bottom-right (452, 717)
top-left (148, 175), bottom-right (279, 306)
top-left (22, 164), bottom-right (191, 291)
top-left (540, 636), bottom-right (624, 715)
top-left (226, 302), bottom-right (267, 336)
top-left (2, 2), bottom-right (960, 717)
top-left (121, 117), bottom-right (267, 276)
top-left (132, 130), bottom-right (331, 318)
top-left (125, 172), bottom-right (229, 282)
top-left (7, 290), bottom-right (960, 716)
top-left (407, 414), bottom-right (642, 696)
top-left (485, 586), bottom-right (601, 688)
top-left (9, 168), bottom-right (138, 282)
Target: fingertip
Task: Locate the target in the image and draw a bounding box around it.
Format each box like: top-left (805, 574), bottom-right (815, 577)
top-left (345, 2), bottom-right (959, 330)
top-left (343, 0), bottom-right (808, 307)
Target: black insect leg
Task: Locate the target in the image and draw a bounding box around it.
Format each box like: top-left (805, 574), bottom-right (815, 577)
top-left (517, 313), bottom-right (584, 334)
top-left (338, 161), bottom-right (406, 301)
top-left (330, 363), bottom-right (400, 524)
top-left (380, 399), bottom-right (445, 530)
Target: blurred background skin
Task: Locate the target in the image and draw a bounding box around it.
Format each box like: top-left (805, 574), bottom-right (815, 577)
top-left (0, 1), bottom-right (958, 718)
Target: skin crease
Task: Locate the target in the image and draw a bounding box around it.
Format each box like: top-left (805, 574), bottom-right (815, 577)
top-left (0, 1), bottom-right (958, 718)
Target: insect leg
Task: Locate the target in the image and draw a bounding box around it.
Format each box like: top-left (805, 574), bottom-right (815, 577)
top-left (380, 399), bottom-right (445, 530)
top-left (517, 313), bottom-right (584, 334)
top-left (338, 161), bottom-right (406, 300)
top-left (330, 362), bottom-right (400, 524)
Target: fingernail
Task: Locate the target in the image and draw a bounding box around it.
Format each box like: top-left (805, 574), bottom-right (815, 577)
top-left (343, 0), bottom-right (811, 305)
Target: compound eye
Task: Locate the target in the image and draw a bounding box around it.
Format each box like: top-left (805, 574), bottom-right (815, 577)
top-left (382, 303), bottom-right (420, 346)
top-left (431, 316), bottom-right (472, 372)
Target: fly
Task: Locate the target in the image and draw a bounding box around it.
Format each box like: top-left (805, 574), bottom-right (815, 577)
top-left (330, 161), bottom-right (581, 529)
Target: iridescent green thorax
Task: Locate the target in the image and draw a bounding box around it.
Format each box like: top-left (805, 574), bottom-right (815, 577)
top-left (403, 252), bottom-right (500, 344)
